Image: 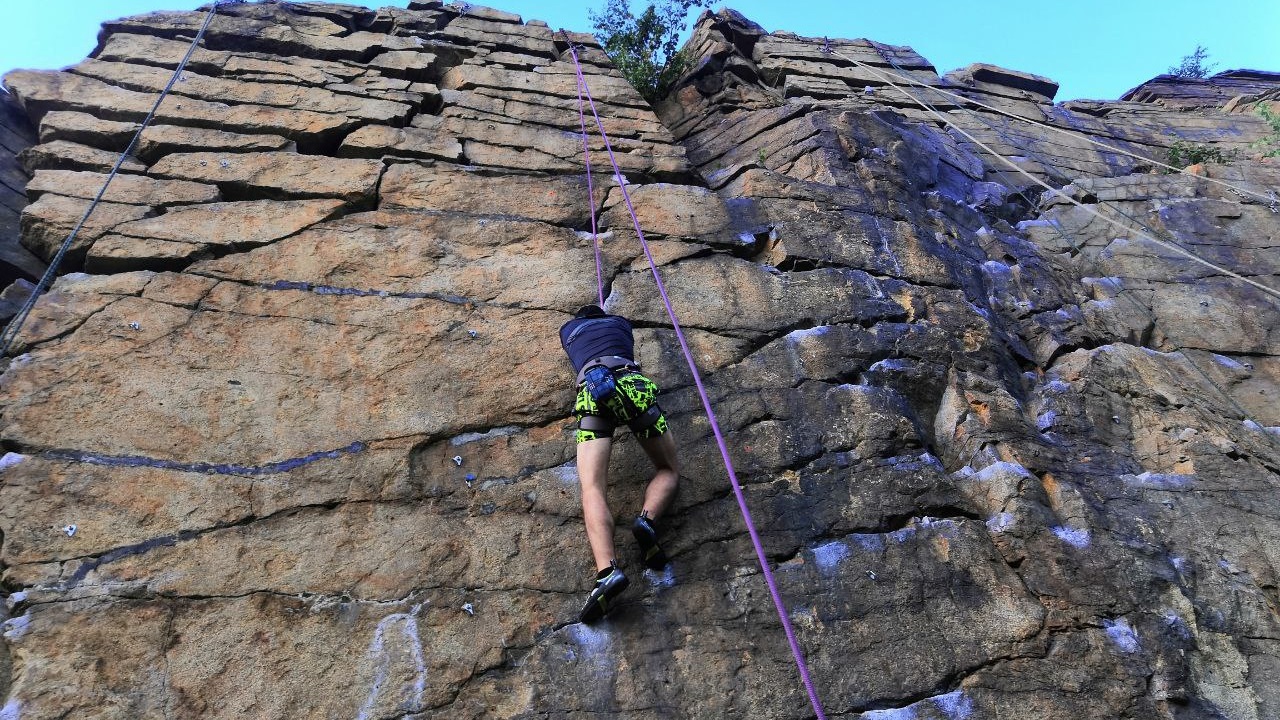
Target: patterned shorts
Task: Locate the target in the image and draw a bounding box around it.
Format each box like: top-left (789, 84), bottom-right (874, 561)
top-left (574, 371), bottom-right (669, 443)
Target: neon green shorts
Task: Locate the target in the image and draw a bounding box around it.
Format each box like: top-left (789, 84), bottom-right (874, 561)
top-left (574, 371), bottom-right (669, 443)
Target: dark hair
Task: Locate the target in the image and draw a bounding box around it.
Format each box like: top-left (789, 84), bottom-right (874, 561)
top-left (575, 304), bottom-right (606, 318)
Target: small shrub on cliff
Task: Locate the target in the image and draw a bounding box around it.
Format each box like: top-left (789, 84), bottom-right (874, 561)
top-left (1166, 141), bottom-right (1237, 170)
top-left (1167, 45), bottom-right (1216, 79)
top-left (590, 0), bottom-right (712, 104)
top-left (1254, 104), bottom-right (1280, 158)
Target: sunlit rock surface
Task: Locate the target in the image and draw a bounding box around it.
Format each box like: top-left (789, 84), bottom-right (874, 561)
top-left (0, 3), bottom-right (1277, 719)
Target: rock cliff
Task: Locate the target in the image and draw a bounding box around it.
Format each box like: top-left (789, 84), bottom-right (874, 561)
top-left (0, 90), bottom-right (45, 293)
top-left (0, 3), bottom-right (1278, 719)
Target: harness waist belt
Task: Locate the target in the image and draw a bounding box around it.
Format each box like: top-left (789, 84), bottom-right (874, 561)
top-left (576, 355), bottom-right (639, 385)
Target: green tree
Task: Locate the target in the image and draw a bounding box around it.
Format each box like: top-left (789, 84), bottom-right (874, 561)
top-left (589, 0), bottom-right (712, 104)
top-left (1167, 45), bottom-right (1217, 79)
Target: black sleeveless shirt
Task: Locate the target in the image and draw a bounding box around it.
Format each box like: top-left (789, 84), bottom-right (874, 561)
top-left (559, 315), bottom-right (634, 373)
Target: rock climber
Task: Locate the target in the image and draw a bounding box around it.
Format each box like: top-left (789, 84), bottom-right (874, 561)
top-left (559, 304), bottom-right (680, 623)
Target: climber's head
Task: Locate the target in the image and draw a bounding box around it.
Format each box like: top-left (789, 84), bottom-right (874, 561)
top-left (575, 305), bottom-right (607, 318)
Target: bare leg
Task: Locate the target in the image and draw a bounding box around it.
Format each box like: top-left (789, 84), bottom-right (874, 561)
top-left (637, 430), bottom-right (679, 521)
top-left (576, 437), bottom-right (616, 572)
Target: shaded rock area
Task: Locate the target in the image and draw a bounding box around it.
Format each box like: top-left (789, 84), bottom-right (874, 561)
top-left (653, 8), bottom-right (1280, 719)
top-left (0, 3), bottom-right (1277, 720)
top-left (0, 91), bottom-right (46, 295)
top-left (1122, 69), bottom-right (1280, 110)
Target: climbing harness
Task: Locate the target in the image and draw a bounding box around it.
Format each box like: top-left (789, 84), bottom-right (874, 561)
top-left (575, 358), bottom-right (664, 437)
top-left (582, 364), bottom-right (618, 402)
top-left (564, 36), bottom-right (830, 720)
top-left (573, 354), bottom-right (638, 384)
top-left (0, 3), bottom-right (222, 357)
top-left (576, 413), bottom-right (615, 436)
top-left (830, 44), bottom-right (1280, 302)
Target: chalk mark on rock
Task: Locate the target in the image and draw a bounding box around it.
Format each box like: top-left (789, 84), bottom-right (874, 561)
top-left (356, 604), bottom-right (428, 720)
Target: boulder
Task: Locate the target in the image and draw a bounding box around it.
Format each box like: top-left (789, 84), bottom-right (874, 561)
top-left (87, 198), bottom-right (347, 271)
top-left (945, 63), bottom-right (1060, 101)
top-left (1121, 69), bottom-right (1280, 109)
top-left (37, 110), bottom-right (139, 148)
top-left (379, 162), bottom-right (599, 225)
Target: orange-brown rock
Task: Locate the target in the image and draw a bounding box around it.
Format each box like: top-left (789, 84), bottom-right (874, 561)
top-left (19, 193), bottom-right (156, 262)
top-left (25, 169), bottom-right (221, 206)
top-left (1, 3), bottom-right (1278, 720)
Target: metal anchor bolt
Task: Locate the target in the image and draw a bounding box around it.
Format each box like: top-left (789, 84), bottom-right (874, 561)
top-left (452, 455), bottom-right (463, 466)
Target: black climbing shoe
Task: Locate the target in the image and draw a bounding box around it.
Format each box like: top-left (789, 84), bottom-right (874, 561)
top-left (632, 511), bottom-right (669, 570)
top-left (579, 561), bottom-right (629, 623)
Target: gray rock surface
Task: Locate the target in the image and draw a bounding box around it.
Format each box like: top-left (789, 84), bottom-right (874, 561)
top-left (0, 90), bottom-right (46, 288)
top-left (0, 3), bottom-right (1277, 720)
top-left (1122, 69), bottom-right (1280, 109)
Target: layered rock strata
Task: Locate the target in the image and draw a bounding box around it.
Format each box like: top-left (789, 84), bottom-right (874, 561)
top-left (1122, 69), bottom-right (1280, 110)
top-left (654, 9), bottom-right (1280, 719)
top-left (0, 91), bottom-right (44, 295)
top-left (0, 3), bottom-right (1277, 720)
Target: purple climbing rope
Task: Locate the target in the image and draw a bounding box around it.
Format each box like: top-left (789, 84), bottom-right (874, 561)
top-left (564, 39), bottom-right (829, 720)
top-left (573, 67), bottom-right (606, 306)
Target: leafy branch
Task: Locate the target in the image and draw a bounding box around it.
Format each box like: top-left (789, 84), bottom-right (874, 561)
top-left (1167, 45), bottom-right (1216, 79)
top-left (589, 0), bottom-right (712, 104)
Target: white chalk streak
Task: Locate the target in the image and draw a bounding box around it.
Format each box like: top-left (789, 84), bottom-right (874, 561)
top-left (355, 605), bottom-right (427, 720)
top-left (0, 452), bottom-right (27, 471)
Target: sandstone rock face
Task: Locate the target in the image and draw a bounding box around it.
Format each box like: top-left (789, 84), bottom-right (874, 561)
top-left (0, 3), bottom-right (1278, 720)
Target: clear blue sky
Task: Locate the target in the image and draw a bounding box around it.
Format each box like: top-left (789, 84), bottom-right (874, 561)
top-left (1, 1), bottom-right (1276, 101)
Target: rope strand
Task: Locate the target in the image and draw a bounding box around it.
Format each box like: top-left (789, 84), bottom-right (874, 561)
top-left (563, 37), bottom-right (828, 720)
top-left (828, 44), bottom-right (1277, 204)
top-left (828, 47), bottom-right (1280, 302)
top-left (573, 68), bottom-right (606, 306)
top-left (0, 3), bottom-right (221, 357)
top-left (854, 43), bottom-right (1280, 455)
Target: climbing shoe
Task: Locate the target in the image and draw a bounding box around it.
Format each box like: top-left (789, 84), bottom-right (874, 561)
top-left (579, 561), bottom-right (629, 623)
top-left (632, 511), bottom-right (669, 570)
